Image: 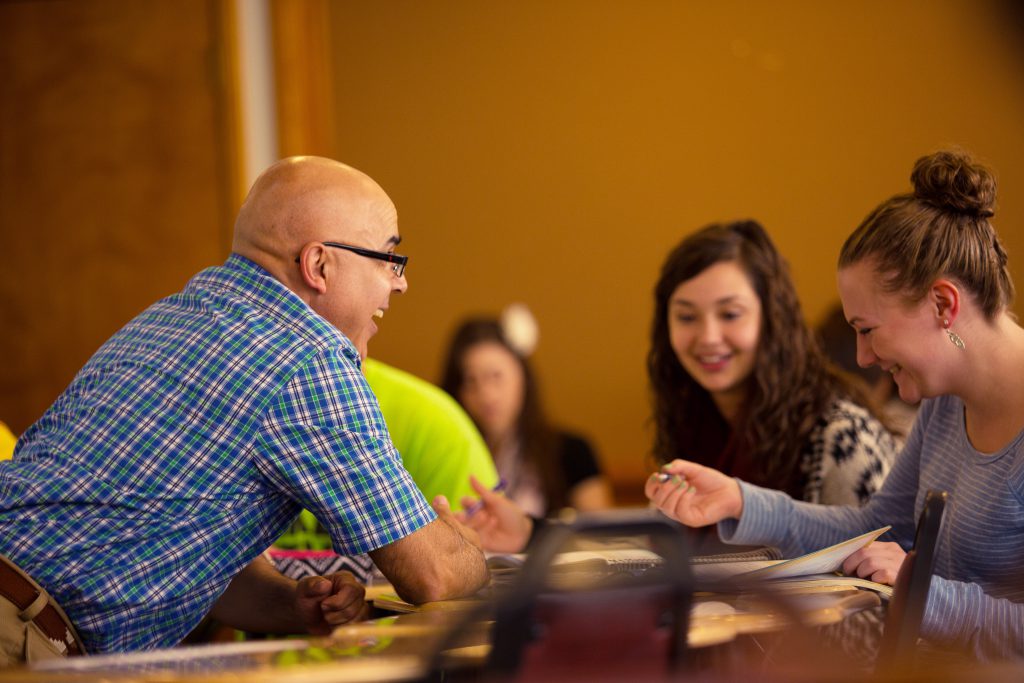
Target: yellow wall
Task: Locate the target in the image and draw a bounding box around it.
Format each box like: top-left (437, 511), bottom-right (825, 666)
top-left (323, 1), bottom-right (1024, 490)
top-left (3, 1), bottom-right (1023, 501)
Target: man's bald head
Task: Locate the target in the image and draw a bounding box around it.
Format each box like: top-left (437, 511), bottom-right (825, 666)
top-left (231, 156), bottom-right (407, 358)
top-left (232, 156), bottom-right (397, 283)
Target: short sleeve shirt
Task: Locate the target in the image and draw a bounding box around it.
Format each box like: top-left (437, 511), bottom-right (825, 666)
top-left (0, 254), bottom-right (435, 653)
top-left (363, 358), bottom-right (499, 506)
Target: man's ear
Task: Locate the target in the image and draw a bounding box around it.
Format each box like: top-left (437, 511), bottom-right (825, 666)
top-left (296, 244), bottom-right (329, 294)
top-left (930, 278), bottom-right (961, 326)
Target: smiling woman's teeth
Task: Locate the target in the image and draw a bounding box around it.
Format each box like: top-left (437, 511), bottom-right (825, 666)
top-left (889, 364), bottom-right (901, 374)
top-left (373, 309), bottom-right (384, 320)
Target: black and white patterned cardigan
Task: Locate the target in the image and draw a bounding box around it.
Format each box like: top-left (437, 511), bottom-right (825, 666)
top-left (800, 398), bottom-right (901, 506)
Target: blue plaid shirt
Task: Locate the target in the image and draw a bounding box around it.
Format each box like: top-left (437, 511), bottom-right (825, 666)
top-left (0, 254), bottom-right (435, 653)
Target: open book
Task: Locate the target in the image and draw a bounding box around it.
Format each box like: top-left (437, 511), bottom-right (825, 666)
top-left (690, 526), bottom-right (894, 598)
top-left (486, 526), bottom-right (893, 596)
top-left (691, 526), bottom-right (890, 581)
top-left (375, 528), bottom-right (894, 614)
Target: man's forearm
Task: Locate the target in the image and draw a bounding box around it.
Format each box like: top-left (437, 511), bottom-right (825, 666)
top-left (371, 517), bottom-right (490, 604)
top-left (432, 514), bottom-right (491, 599)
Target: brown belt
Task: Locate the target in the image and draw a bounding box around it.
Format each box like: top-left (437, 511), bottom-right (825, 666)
top-left (0, 555), bottom-right (84, 656)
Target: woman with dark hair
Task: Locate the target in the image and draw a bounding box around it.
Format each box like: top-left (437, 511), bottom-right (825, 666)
top-left (440, 315), bottom-right (613, 516)
top-left (456, 223), bottom-right (897, 555)
top-left (648, 150), bottom-right (1024, 660)
top-left (649, 220), bottom-right (897, 519)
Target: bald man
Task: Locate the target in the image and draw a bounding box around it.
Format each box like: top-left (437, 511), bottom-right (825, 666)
top-left (0, 157), bottom-right (489, 663)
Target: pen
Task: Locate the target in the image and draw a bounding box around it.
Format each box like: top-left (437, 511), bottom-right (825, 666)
top-left (655, 472), bottom-right (689, 491)
top-left (463, 478), bottom-right (508, 517)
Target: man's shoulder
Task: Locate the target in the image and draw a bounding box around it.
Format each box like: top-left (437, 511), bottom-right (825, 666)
top-left (184, 254), bottom-right (355, 357)
top-left (187, 255), bottom-right (304, 322)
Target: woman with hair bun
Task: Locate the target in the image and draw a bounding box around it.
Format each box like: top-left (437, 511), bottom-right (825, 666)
top-left (648, 149), bottom-right (1024, 661)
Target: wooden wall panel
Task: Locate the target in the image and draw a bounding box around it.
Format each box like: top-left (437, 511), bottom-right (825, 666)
top-left (271, 0), bottom-right (335, 157)
top-left (0, 0), bottom-right (239, 434)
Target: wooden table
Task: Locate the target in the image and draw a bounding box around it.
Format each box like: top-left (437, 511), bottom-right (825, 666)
top-left (0, 579), bottom-right (883, 683)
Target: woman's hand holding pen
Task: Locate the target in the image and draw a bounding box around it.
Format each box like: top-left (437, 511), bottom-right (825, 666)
top-left (645, 459), bottom-right (744, 527)
top-left (455, 475), bottom-right (532, 553)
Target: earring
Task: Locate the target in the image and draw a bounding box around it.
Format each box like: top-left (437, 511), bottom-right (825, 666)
top-left (943, 319), bottom-right (966, 350)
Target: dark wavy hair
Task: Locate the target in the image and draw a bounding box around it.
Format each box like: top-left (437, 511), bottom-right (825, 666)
top-left (648, 220), bottom-right (854, 498)
top-left (439, 319), bottom-right (567, 510)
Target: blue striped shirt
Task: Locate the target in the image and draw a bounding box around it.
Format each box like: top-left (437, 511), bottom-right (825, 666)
top-left (721, 394), bottom-right (1024, 660)
top-left (0, 254), bottom-right (435, 653)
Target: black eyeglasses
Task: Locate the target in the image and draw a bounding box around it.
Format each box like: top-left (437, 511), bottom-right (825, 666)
top-left (296, 241), bottom-right (408, 277)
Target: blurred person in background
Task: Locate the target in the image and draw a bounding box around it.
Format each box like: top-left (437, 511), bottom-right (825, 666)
top-left (440, 306), bottom-right (613, 517)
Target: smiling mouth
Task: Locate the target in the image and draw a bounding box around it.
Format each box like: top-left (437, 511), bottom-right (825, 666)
top-left (695, 353), bottom-right (732, 371)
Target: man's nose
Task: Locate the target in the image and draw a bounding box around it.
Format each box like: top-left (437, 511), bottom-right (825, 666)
top-left (393, 272), bottom-right (408, 293)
